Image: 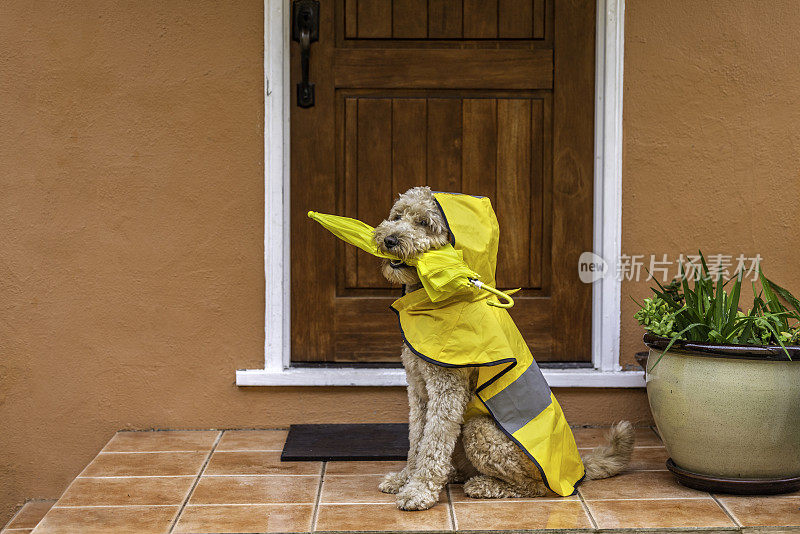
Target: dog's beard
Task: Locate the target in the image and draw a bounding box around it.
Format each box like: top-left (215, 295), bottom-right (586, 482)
top-left (381, 258), bottom-right (420, 286)
top-left (374, 233), bottom-right (450, 288)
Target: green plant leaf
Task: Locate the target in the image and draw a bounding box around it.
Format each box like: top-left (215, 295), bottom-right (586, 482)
top-left (762, 274), bottom-right (800, 318)
top-left (761, 269), bottom-right (790, 332)
top-left (721, 271), bottom-right (743, 337)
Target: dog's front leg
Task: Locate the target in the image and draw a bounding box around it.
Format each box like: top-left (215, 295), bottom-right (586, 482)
top-left (396, 367), bottom-right (470, 511)
top-left (379, 352), bottom-right (427, 494)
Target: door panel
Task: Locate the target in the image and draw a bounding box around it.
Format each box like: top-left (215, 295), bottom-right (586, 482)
top-left (344, 0), bottom-right (546, 39)
top-left (291, 0), bottom-right (594, 363)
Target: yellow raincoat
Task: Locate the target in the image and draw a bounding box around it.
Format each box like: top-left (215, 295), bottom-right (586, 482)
top-left (309, 192), bottom-right (585, 496)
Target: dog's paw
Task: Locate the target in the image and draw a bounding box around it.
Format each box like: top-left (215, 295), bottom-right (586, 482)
top-left (379, 471), bottom-right (406, 494)
top-left (463, 475), bottom-right (544, 499)
top-left (464, 475), bottom-right (500, 498)
top-left (396, 483), bottom-right (439, 511)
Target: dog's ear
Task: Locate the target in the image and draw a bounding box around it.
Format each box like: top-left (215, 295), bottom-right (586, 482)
top-left (424, 207), bottom-right (448, 239)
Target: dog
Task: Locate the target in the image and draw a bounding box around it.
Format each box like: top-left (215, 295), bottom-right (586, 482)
top-left (373, 186), bottom-right (634, 511)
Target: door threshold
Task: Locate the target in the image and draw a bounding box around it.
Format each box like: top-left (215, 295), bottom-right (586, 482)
top-left (236, 366), bottom-right (644, 387)
top-left (290, 361), bottom-right (594, 369)
top-left (291, 362), bottom-right (404, 369)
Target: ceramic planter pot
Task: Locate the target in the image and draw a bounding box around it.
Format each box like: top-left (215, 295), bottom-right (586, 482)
top-left (644, 333), bottom-right (800, 494)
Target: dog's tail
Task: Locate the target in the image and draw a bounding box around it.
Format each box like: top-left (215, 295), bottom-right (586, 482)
top-left (581, 421), bottom-right (634, 480)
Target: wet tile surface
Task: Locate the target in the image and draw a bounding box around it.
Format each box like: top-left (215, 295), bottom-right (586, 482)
top-left (204, 450), bottom-right (321, 476)
top-left (215, 430), bottom-right (288, 451)
top-left (716, 495), bottom-right (800, 527)
top-left (188, 475), bottom-right (320, 505)
top-left (627, 444), bottom-right (670, 470)
top-left (585, 498), bottom-right (736, 529)
top-left (578, 469), bottom-right (707, 500)
top-left (173, 504), bottom-right (314, 533)
top-left (31, 506), bottom-right (179, 534)
top-left (25, 427), bottom-right (800, 533)
top-left (81, 451), bottom-right (208, 477)
top-left (57, 476), bottom-right (195, 506)
top-left (324, 460), bottom-right (406, 475)
top-left (453, 500), bottom-right (591, 530)
top-left (315, 503), bottom-right (452, 532)
top-left (102, 430), bottom-right (220, 452)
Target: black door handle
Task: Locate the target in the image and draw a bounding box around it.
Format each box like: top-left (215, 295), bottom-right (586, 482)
top-left (292, 0), bottom-right (319, 108)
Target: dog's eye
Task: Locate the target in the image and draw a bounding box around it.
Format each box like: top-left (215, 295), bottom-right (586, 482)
top-left (417, 219), bottom-right (429, 227)
top-left (392, 214), bottom-right (402, 221)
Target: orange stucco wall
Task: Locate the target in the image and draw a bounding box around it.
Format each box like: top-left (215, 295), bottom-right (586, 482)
top-left (2, 0), bottom-right (799, 523)
top-left (619, 1), bottom-right (800, 366)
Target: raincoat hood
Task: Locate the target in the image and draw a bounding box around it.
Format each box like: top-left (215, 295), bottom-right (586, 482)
top-left (431, 193), bottom-right (499, 288)
top-left (309, 192), bottom-right (585, 496)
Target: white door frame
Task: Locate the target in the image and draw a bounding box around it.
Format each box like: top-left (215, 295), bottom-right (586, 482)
top-left (236, 0), bottom-right (643, 387)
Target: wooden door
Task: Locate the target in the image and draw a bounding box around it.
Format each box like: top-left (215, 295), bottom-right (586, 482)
top-left (291, 0), bottom-right (594, 363)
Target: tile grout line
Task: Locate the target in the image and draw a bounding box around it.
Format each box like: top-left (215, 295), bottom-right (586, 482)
top-left (201, 474), bottom-right (321, 478)
top-left (576, 490), bottom-right (599, 531)
top-left (711, 494), bottom-right (743, 529)
top-left (623, 469), bottom-right (670, 472)
top-left (77, 476), bottom-right (205, 479)
top-left (98, 449), bottom-right (275, 454)
top-left (50, 504), bottom-right (182, 509)
top-left (578, 496), bottom-right (716, 501)
top-left (311, 462), bottom-right (327, 533)
top-left (166, 430), bottom-right (223, 534)
top-left (446, 484), bottom-right (457, 531)
top-left (51, 503), bottom-right (317, 509)
top-left (577, 445), bottom-right (666, 450)
top-left (70, 474), bottom-right (322, 479)
top-left (115, 428), bottom-right (288, 432)
top-left (321, 474), bottom-right (405, 477)
top-left (206, 449), bottom-right (284, 453)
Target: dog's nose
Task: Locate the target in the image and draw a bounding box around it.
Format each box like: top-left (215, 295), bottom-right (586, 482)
top-left (384, 235), bottom-right (399, 249)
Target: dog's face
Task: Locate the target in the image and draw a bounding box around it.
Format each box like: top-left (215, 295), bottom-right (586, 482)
top-left (374, 186), bottom-right (450, 286)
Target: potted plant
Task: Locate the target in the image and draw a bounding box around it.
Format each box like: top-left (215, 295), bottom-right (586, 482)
top-left (634, 252), bottom-right (800, 494)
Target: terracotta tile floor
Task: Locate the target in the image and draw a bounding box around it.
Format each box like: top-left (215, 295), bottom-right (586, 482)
top-left (5, 427), bottom-right (800, 533)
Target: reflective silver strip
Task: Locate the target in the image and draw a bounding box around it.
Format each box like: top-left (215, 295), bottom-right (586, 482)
top-left (483, 362), bottom-right (552, 435)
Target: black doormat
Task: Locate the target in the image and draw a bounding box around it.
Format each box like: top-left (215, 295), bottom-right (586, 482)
top-left (281, 423), bottom-right (409, 461)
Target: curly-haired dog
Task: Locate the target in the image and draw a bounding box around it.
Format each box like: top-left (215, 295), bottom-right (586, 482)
top-left (373, 186), bottom-right (634, 511)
